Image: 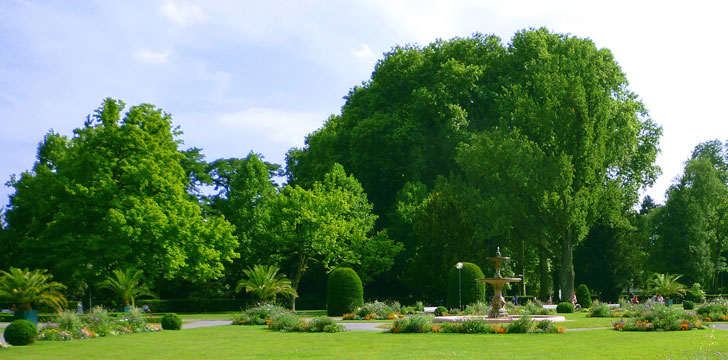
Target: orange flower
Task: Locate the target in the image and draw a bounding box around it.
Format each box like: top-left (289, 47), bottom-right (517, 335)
top-left (393, 328), bottom-right (400, 333)
top-left (387, 314), bottom-right (395, 320)
top-left (497, 327), bottom-right (506, 334)
top-left (680, 323), bottom-right (689, 331)
top-left (398, 314), bottom-right (405, 318)
top-left (557, 327), bottom-right (566, 334)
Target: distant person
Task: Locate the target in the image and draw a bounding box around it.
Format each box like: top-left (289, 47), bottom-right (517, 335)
top-left (77, 302), bottom-right (84, 314)
top-left (571, 293), bottom-right (577, 307)
top-left (143, 303), bottom-right (150, 313)
top-left (548, 294), bottom-right (553, 304)
top-left (513, 295), bottom-right (518, 305)
top-left (632, 294), bottom-right (639, 304)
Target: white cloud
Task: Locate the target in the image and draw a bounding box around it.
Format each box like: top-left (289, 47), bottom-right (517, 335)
top-left (160, 0), bottom-right (206, 27)
top-left (352, 43), bottom-right (373, 58)
top-left (217, 108), bottom-right (327, 146)
top-left (132, 49), bottom-right (171, 64)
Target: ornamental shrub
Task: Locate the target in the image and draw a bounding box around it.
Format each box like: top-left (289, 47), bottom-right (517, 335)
top-left (4, 319), bottom-right (37, 346)
top-left (447, 262), bottom-right (486, 310)
top-left (557, 302), bottom-right (574, 313)
top-left (161, 313), bottom-right (182, 330)
top-left (575, 284), bottom-right (592, 309)
top-left (683, 300), bottom-right (695, 310)
top-left (434, 306), bottom-right (448, 316)
top-left (327, 268), bottom-right (363, 316)
top-left (589, 301), bottom-right (611, 317)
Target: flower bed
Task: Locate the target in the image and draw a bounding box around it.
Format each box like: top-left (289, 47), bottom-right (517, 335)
top-left (37, 307), bottom-right (159, 341)
top-left (232, 304), bottom-right (288, 325)
top-left (388, 314), bottom-right (565, 334)
top-left (696, 301), bottom-right (728, 322)
top-left (612, 303), bottom-right (704, 331)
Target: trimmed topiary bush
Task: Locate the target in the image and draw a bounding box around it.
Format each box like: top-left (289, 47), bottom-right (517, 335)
top-left (447, 262), bottom-right (486, 310)
top-left (327, 267), bottom-right (364, 316)
top-left (575, 284), bottom-right (592, 309)
top-left (4, 319), bottom-right (37, 346)
top-left (161, 313), bottom-right (182, 330)
top-left (556, 302), bottom-right (574, 313)
top-left (434, 306), bottom-right (448, 316)
top-left (683, 300), bottom-right (695, 310)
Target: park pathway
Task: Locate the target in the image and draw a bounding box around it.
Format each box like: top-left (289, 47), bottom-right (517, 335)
top-left (182, 320), bottom-right (232, 329)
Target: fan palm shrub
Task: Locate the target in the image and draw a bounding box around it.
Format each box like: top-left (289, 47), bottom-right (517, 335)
top-left (647, 273), bottom-right (687, 299)
top-left (98, 269), bottom-right (156, 307)
top-left (236, 265), bottom-right (298, 304)
top-left (0, 267), bottom-right (67, 312)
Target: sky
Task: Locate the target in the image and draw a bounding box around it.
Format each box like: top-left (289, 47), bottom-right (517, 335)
top-left (1, 0), bottom-right (727, 208)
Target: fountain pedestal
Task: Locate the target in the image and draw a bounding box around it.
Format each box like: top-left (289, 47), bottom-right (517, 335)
top-left (476, 247), bottom-right (521, 318)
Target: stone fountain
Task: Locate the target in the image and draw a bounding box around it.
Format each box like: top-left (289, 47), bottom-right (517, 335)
top-left (432, 247), bottom-right (565, 324)
top-left (476, 247), bottom-right (521, 318)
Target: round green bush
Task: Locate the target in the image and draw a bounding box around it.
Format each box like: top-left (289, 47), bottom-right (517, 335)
top-left (327, 267), bottom-right (364, 316)
top-left (683, 300), bottom-right (695, 310)
top-left (434, 306), bottom-right (448, 316)
top-left (556, 302), bottom-right (575, 313)
top-left (4, 319), bottom-right (37, 346)
top-left (446, 262), bottom-right (486, 310)
top-left (161, 313), bottom-right (183, 330)
top-left (575, 284), bottom-right (592, 309)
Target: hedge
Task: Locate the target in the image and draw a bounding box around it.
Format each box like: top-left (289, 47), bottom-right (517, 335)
top-left (142, 299), bottom-right (252, 313)
top-left (327, 268), bottom-right (364, 316)
top-left (446, 262), bottom-right (486, 310)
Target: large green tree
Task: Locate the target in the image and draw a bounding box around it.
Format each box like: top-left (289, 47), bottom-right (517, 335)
top-left (494, 29), bottom-right (661, 298)
top-left (270, 164), bottom-right (401, 309)
top-left (287, 29), bottom-right (660, 300)
top-left (3, 99), bottom-right (238, 288)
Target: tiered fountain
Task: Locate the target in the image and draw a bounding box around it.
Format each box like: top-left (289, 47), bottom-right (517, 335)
top-left (477, 247), bottom-right (521, 318)
top-left (433, 247), bottom-right (565, 324)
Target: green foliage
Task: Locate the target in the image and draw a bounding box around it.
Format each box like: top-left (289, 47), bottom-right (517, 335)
top-left (0, 267), bottom-right (67, 311)
top-left (307, 316), bottom-right (345, 333)
top-left (463, 301), bottom-right (490, 315)
top-left (56, 310), bottom-right (83, 333)
top-left (588, 301), bottom-right (611, 317)
top-left (232, 304), bottom-right (287, 325)
top-left (613, 303), bottom-right (703, 331)
top-left (434, 306), bottom-right (448, 316)
top-left (355, 301), bottom-right (397, 319)
top-left (447, 262), bottom-right (486, 310)
top-left (556, 302), bottom-right (574, 313)
top-left (98, 269), bottom-right (156, 306)
top-left (440, 318), bottom-right (495, 334)
top-left (696, 302), bottom-right (728, 318)
top-left (3, 319), bottom-right (37, 345)
top-left (268, 312), bottom-right (304, 332)
top-left (142, 299), bottom-right (247, 313)
top-left (506, 314), bottom-right (534, 333)
top-left (575, 284), bottom-right (592, 308)
top-left (326, 267), bottom-right (363, 316)
top-left (235, 265), bottom-right (297, 304)
top-left (686, 283), bottom-right (707, 303)
top-left (647, 273), bottom-right (687, 298)
top-left (683, 300), bottom-right (695, 310)
top-left (3, 99), bottom-right (238, 286)
top-left (390, 315), bottom-right (433, 333)
top-left (161, 313), bottom-right (182, 330)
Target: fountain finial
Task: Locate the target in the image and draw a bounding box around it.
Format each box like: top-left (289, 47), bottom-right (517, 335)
top-left (496, 246), bottom-right (501, 257)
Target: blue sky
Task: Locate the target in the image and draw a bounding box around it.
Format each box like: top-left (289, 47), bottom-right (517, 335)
top-left (1, 0), bottom-right (727, 208)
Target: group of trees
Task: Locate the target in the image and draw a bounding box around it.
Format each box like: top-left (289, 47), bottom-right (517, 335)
top-left (0, 28), bottom-right (726, 307)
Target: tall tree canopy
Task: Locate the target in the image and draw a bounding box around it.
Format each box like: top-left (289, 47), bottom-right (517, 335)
top-left (2, 99), bottom-right (238, 287)
top-left (287, 28), bottom-right (661, 299)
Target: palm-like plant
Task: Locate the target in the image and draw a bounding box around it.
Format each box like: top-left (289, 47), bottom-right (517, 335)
top-left (98, 269), bottom-right (156, 306)
top-left (0, 267), bottom-right (67, 311)
top-left (647, 273), bottom-right (687, 298)
top-left (236, 265), bottom-right (298, 304)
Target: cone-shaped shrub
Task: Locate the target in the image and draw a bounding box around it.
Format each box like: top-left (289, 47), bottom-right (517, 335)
top-left (327, 268), bottom-right (363, 316)
top-left (447, 262), bottom-right (486, 310)
top-left (575, 284), bottom-right (591, 309)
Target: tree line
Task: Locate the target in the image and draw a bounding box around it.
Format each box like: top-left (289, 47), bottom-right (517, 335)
top-left (0, 28), bottom-right (725, 307)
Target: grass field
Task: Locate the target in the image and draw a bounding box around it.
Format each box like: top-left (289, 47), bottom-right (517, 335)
top-left (2, 324), bottom-right (727, 359)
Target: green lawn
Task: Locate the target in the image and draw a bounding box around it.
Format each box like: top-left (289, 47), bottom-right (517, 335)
top-left (2, 324), bottom-right (728, 359)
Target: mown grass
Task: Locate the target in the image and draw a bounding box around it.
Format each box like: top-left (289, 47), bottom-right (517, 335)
top-left (2, 324), bottom-right (727, 359)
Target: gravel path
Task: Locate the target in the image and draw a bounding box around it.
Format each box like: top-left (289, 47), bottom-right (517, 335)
top-left (182, 320), bottom-right (232, 329)
top-left (339, 322), bottom-right (388, 331)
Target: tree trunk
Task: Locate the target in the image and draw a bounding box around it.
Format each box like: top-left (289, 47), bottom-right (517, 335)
top-left (560, 228), bottom-right (575, 301)
top-left (290, 256), bottom-right (308, 312)
top-left (519, 237), bottom-right (526, 296)
top-left (539, 233), bottom-right (549, 301)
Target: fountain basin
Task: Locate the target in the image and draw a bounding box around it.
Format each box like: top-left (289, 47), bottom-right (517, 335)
top-left (432, 315), bottom-right (566, 324)
top-left (476, 277), bottom-right (521, 285)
